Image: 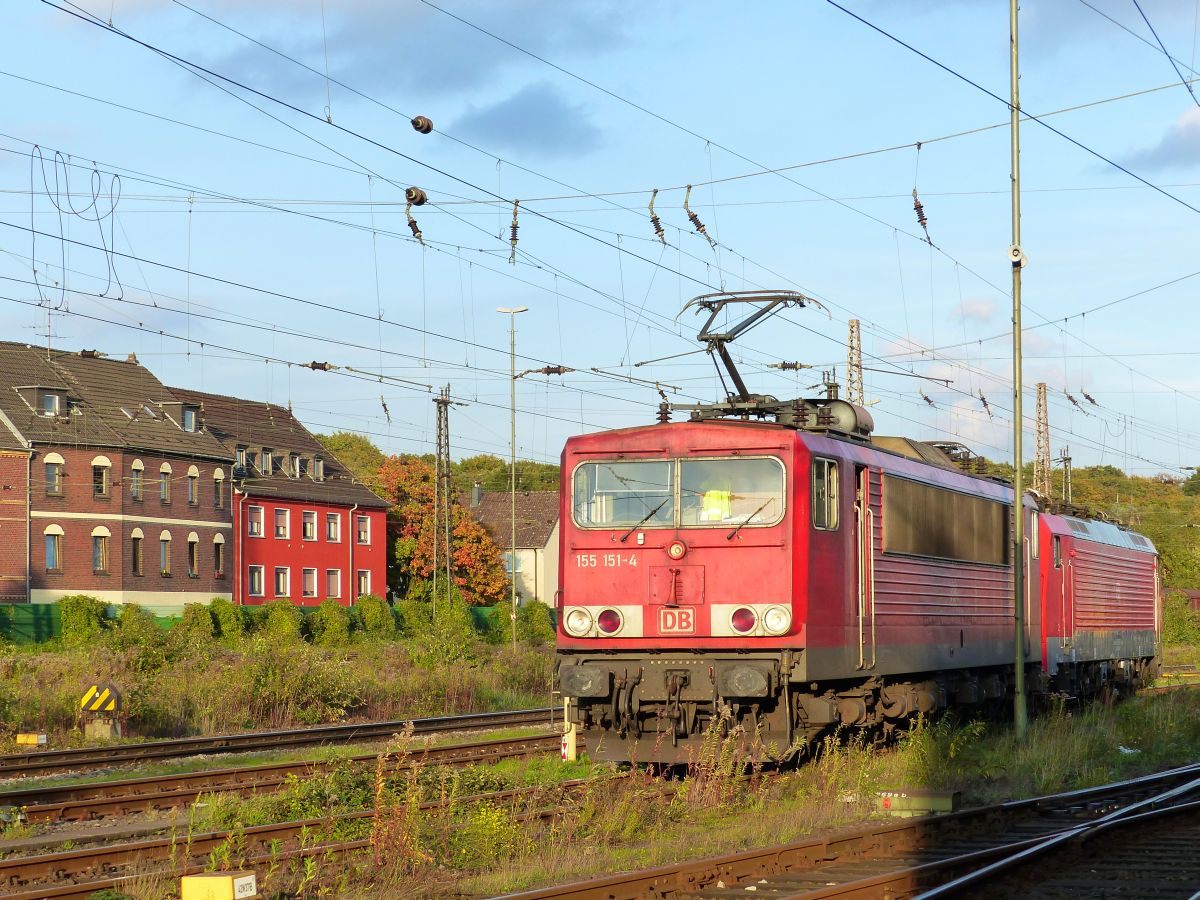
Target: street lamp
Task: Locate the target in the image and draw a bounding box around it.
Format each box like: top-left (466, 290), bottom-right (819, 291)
top-left (497, 305), bottom-right (528, 650)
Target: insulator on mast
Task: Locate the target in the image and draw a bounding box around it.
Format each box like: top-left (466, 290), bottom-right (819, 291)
top-left (648, 189), bottom-right (666, 244)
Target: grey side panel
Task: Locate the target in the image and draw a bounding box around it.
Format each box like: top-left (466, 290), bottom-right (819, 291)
top-left (1045, 630), bottom-right (1157, 674)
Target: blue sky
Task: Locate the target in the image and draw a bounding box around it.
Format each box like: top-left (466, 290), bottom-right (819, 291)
top-left (2, 0), bottom-right (1199, 474)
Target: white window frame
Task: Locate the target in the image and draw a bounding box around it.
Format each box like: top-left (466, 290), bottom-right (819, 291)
top-left (274, 566), bottom-right (290, 598)
top-left (302, 510), bottom-right (317, 541)
top-left (357, 569), bottom-right (370, 596)
top-left (326, 513), bottom-right (341, 543)
top-left (248, 564), bottom-right (265, 597)
top-left (326, 568), bottom-right (341, 599)
top-left (356, 514), bottom-right (371, 545)
top-left (302, 567), bottom-right (318, 598)
top-left (248, 505), bottom-right (264, 537)
top-left (274, 507), bottom-right (290, 539)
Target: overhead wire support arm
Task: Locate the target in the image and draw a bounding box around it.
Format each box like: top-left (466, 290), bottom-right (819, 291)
top-left (677, 290), bottom-right (827, 402)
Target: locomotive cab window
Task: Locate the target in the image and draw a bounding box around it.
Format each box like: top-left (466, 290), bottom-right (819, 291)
top-left (812, 458), bottom-right (839, 530)
top-left (573, 460), bottom-right (674, 528)
top-left (679, 457), bottom-right (784, 528)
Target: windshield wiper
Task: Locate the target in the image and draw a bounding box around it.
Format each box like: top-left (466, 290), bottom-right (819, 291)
top-left (726, 500), bottom-right (772, 541)
top-left (620, 498), bottom-right (670, 543)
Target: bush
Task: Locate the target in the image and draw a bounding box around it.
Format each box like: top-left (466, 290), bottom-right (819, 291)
top-left (261, 600), bottom-right (303, 642)
top-left (516, 600), bottom-right (555, 647)
top-left (108, 604), bottom-right (169, 674)
top-left (59, 594), bottom-right (109, 646)
top-left (177, 603), bottom-right (216, 642)
top-left (208, 596), bottom-right (245, 640)
top-left (1163, 591), bottom-right (1200, 645)
top-left (393, 598), bottom-right (430, 638)
top-left (409, 595), bottom-right (481, 667)
top-left (357, 594), bottom-right (396, 638)
top-left (309, 600), bottom-right (351, 646)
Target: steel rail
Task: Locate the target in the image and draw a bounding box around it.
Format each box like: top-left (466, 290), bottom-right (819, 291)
top-left (0, 775), bottom-right (621, 898)
top-left (500, 761), bottom-right (1200, 899)
top-left (1, 733), bottom-right (563, 823)
top-left (0, 707), bottom-right (555, 778)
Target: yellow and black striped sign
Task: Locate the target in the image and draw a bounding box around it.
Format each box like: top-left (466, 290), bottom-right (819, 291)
top-left (80, 683), bottom-right (121, 714)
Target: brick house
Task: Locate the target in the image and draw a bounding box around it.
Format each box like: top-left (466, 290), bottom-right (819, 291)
top-left (170, 388), bottom-right (389, 607)
top-left (0, 343), bottom-right (233, 610)
top-left (469, 488), bottom-right (560, 606)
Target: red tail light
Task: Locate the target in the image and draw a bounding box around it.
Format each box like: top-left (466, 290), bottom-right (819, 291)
top-left (730, 607), bottom-right (757, 634)
top-left (596, 608), bottom-right (623, 634)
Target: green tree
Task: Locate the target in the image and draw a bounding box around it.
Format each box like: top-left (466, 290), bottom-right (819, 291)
top-left (454, 454), bottom-right (560, 493)
top-left (1184, 472), bottom-right (1200, 497)
top-left (313, 431), bottom-right (386, 491)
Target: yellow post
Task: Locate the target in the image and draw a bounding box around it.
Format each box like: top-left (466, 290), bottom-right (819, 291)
top-left (561, 698), bottom-right (577, 762)
top-left (180, 872), bottom-right (257, 900)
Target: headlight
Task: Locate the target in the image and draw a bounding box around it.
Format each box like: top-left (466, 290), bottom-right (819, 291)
top-left (730, 606), bottom-right (757, 634)
top-left (763, 605), bottom-right (792, 636)
top-left (564, 607), bottom-right (593, 637)
top-left (596, 608), bottom-right (623, 634)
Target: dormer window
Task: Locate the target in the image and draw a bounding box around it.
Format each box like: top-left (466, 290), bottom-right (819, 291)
top-left (261, 449), bottom-right (273, 475)
top-left (289, 453), bottom-right (301, 478)
top-left (181, 406), bottom-right (199, 432)
top-left (235, 447), bottom-right (246, 467)
top-left (297, 457), bottom-right (309, 479)
top-left (41, 391), bottom-right (63, 417)
top-left (142, 405), bottom-right (158, 420)
top-left (313, 457), bottom-right (324, 482)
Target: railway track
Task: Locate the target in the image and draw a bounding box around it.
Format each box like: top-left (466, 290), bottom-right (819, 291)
top-left (1, 733), bottom-right (562, 823)
top-left (503, 762), bottom-right (1200, 899)
top-left (0, 707), bottom-right (556, 778)
top-left (0, 771), bottom-right (634, 899)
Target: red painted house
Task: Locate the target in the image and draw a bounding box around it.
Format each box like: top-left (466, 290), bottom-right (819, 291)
top-left (170, 388), bottom-right (389, 607)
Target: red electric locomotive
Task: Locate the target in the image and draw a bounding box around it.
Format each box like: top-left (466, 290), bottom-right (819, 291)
top-left (555, 292), bottom-right (1160, 763)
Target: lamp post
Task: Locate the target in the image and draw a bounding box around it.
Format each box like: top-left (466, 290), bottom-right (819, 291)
top-left (497, 305), bottom-right (528, 650)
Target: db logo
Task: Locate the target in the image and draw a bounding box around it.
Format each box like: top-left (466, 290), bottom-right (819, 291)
top-left (659, 607), bottom-right (695, 634)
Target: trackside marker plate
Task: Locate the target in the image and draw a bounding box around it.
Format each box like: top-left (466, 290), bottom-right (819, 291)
top-left (659, 607), bottom-right (695, 634)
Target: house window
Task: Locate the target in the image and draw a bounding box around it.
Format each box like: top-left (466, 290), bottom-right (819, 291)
top-left (131, 534), bottom-right (143, 576)
top-left (45, 460), bottom-right (63, 496)
top-left (357, 569), bottom-right (370, 596)
top-left (159, 533), bottom-right (172, 576)
top-left (187, 470), bottom-right (199, 506)
top-left (159, 464), bottom-right (172, 503)
top-left (289, 453), bottom-right (299, 478)
top-left (236, 446), bottom-right (246, 468)
top-left (302, 568), bottom-right (317, 598)
top-left (248, 506), bottom-right (264, 537)
top-left (812, 459), bottom-right (839, 531)
top-left (44, 529), bottom-right (62, 572)
top-left (313, 457), bottom-right (324, 482)
top-left (248, 565), bottom-right (264, 597)
top-left (356, 515), bottom-right (370, 545)
top-left (261, 449), bottom-right (274, 475)
top-left (502, 551), bottom-right (522, 575)
top-left (92, 464), bottom-right (110, 497)
top-left (326, 513), bottom-right (341, 542)
top-left (302, 511), bottom-right (317, 541)
top-left (181, 406), bottom-right (198, 432)
top-left (130, 462), bottom-right (143, 500)
top-left (213, 471), bottom-right (225, 508)
top-left (274, 566), bottom-right (290, 597)
top-left (92, 528), bottom-right (110, 573)
top-left (274, 508), bottom-right (289, 539)
top-left (187, 535), bottom-right (199, 578)
top-left (213, 536), bottom-right (225, 578)
top-left (298, 457), bottom-right (309, 479)
top-left (41, 392), bottom-right (61, 416)
top-left (326, 569), bottom-right (340, 599)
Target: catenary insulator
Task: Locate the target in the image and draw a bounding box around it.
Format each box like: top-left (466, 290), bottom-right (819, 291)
top-left (405, 187), bottom-right (428, 206)
top-left (411, 116), bottom-right (434, 134)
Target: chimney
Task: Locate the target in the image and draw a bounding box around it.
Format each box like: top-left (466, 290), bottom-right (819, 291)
top-left (126, 352), bottom-right (138, 364)
top-left (471, 481), bottom-right (483, 507)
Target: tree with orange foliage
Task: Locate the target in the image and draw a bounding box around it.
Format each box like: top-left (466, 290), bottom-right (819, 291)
top-left (375, 454), bottom-right (508, 605)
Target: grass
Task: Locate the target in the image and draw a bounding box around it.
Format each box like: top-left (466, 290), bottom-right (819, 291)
top-left (0, 635), bottom-right (553, 753)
